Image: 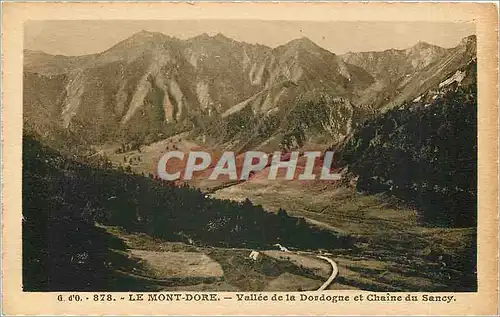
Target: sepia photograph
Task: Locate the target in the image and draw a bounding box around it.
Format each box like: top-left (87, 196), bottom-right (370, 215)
top-left (21, 18), bottom-right (479, 292)
top-left (2, 2), bottom-right (498, 316)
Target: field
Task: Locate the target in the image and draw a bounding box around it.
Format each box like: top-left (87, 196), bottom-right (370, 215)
top-left (211, 179), bottom-right (477, 291)
top-left (100, 226), bottom-right (331, 291)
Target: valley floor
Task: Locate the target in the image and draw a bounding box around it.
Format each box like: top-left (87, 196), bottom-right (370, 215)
top-left (95, 136), bottom-right (476, 292)
top-left (99, 225), bottom-right (342, 291)
top-left (210, 180), bottom-right (477, 292)
top-left (98, 180), bottom-right (476, 292)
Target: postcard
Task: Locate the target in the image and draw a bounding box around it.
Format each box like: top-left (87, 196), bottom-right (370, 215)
top-left (2, 2), bottom-right (498, 315)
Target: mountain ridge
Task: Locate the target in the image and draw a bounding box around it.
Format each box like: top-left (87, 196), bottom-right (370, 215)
top-left (25, 31), bottom-right (475, 59)
top-left (23, 32), bottom-right (476, 150)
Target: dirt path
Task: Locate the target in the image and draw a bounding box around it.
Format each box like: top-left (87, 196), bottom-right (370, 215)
top-left (316, 255), bottom-right (339, 290)
top-left (104, 225), bottom-right (346, 291)
top-left (262, 249), bottom-right (340, 290)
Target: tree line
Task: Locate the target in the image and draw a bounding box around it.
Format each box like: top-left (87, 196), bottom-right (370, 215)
top-left (334, 78), bottom-right (477, 228)
top-left (22, 135), bottom-right (352, 290)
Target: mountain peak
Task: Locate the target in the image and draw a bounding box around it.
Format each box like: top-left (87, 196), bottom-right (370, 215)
top-left (138, 29), bottom-right (153, 35)
top-left (190, 32), bottom-right (232, 42)
top-left (99, 30), bottom-right (174, 61)
top-left (280, 36), bottom-right (325, 53)
top-left (129, 30), bottom-right (170, 41)
top-left (413, 41), bottom-right (435, 50)
top-left (459, 34), bottom-right (476, 46)
top-left (406, 41), bottom-right (446, 56)
top-left (290, 36), bottom-right (317, 46)
top-left (193, 32), bottom-right (210, 39)
top-left (213, 32), bottom-right (231, 40)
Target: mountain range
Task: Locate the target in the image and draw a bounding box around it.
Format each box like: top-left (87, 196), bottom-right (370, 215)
top-left (21, 29), bottom-right (479, 294)
top-left (23, 31), bottom-right (476, 150)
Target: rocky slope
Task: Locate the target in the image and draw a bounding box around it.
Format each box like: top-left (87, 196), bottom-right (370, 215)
top-left (342, 35), bottom-right (476, 110)
top-left (334, 58), bottom-right (477, 228)
top-left (24, 31), bottom-right (373, 146)
top-left (24, 32), bottom-right (476, 151)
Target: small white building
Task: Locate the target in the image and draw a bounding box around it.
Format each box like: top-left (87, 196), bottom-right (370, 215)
top-left (249, 250), bottom-right (261, 261)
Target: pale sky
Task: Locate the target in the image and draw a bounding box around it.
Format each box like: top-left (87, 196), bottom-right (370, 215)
top-left (24, 20), bottom-right (475, 56)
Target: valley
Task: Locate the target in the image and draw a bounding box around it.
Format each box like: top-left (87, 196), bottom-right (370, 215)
top-left (22, 30), bottom-right (478, 292)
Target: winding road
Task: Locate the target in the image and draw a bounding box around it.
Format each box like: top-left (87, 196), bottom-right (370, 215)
top-left (316, 255), bottom-right (339, 291)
